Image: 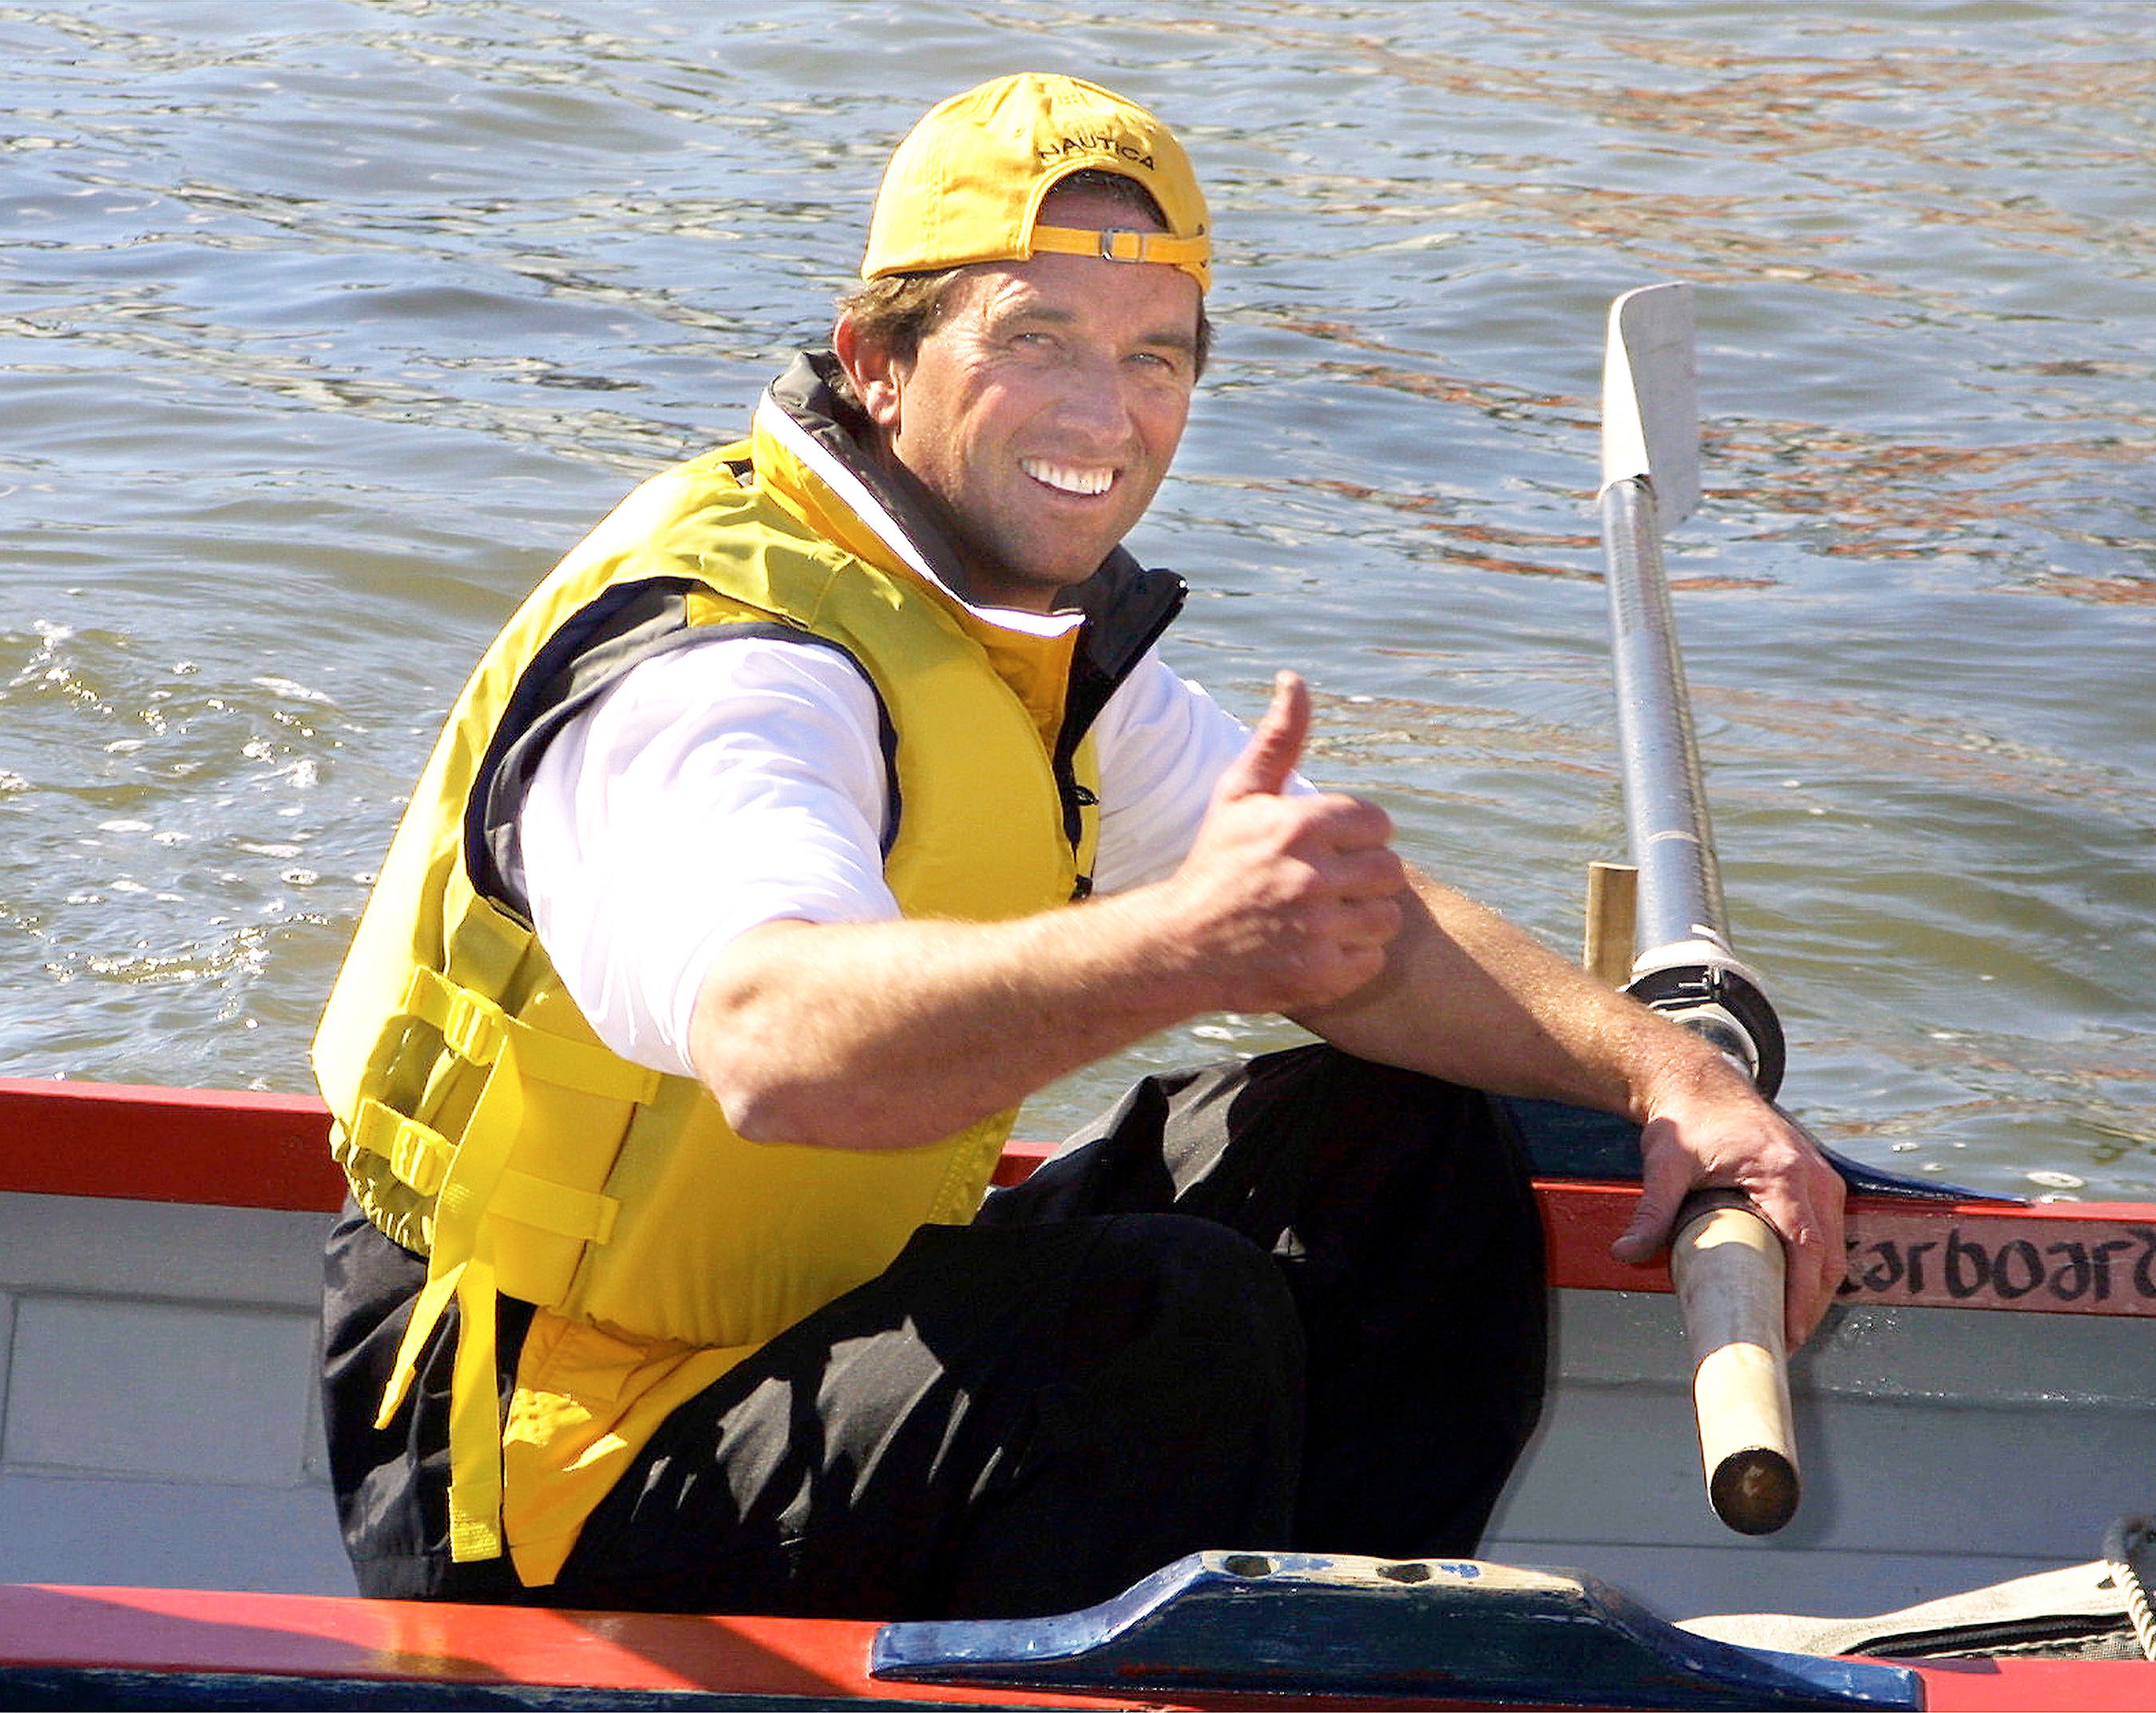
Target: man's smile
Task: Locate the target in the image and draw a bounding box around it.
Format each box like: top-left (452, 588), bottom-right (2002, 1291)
top-left (1019, 457), bottom-right (1116, 497)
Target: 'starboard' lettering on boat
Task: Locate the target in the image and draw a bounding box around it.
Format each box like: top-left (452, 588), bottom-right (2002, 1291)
top-left (1838, 1217), bottom-right (2156, 1314)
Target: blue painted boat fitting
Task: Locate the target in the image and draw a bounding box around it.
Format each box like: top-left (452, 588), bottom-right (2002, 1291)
top-left (870, 1549), bottom-right (1922, 1710)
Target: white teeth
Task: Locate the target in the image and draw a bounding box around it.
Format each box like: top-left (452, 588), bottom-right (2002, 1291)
top-left (1021, 458), bottom-right (1113, 496)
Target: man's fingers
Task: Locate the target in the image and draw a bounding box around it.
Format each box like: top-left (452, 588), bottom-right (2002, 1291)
top-left (1754, 1172), bottom-right (1848, 1348)
top-left (1217, 670), bottom-right (1309, 801)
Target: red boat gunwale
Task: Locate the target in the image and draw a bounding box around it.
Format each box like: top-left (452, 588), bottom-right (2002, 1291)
top-left (5, 1074), bottom-right (2152, 1315)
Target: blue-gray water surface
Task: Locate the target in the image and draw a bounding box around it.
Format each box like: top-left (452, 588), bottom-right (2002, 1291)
top-left (2, 1), bottom-right (2150, 1201)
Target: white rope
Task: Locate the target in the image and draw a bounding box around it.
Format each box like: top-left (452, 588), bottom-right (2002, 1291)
top-left (2103, 1515), bottom-right (2156, 1663)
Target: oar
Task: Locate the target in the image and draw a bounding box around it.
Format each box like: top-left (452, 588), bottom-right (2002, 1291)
top-left (1596, 283), bottom-right (1800, 1537)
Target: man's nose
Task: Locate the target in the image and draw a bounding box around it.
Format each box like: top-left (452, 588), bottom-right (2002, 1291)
top-left (1048, 349), bottom-right (1135, 441)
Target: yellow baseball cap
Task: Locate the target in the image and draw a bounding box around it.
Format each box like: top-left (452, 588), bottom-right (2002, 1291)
top-left (861, 73), bottom-right (1211, 292)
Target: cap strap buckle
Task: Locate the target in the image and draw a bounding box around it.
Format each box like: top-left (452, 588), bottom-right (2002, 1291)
top-left (1029, 224), bottom-right (1211, 279)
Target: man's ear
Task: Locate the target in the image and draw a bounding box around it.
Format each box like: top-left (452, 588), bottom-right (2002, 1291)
top-left (833, 313), bottom-right (904, 433)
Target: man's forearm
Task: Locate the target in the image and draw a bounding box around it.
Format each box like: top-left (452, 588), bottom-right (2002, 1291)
top-left (688, 894), bottom-right (1214, 1150)
top-left (1294, 867), bottom-right (1735, 1122)
top-left (1302, 868), bottom-right (1848, 1344)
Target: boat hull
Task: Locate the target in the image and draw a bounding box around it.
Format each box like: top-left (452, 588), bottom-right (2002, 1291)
top-left (1, 1579), bottom-right (2150, 1711)
top-left (0, 1077), bottom-right (2150, 1708)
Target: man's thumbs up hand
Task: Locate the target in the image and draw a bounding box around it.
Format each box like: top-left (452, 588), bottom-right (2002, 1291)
top-left (1159, 671), bottom-right (1408, 1017)
top-left (1215, 671), bottom-right (1310, 802)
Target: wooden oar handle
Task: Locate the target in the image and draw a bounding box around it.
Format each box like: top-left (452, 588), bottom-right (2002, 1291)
top-left (1670, 1188), bottom-right (1801, 1536)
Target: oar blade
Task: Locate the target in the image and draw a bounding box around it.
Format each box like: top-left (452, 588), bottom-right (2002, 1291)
top-left (1601, 283), bottom-right (1700, 533)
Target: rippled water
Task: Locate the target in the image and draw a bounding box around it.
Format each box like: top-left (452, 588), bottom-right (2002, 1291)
top-left (2, 1), bottom-right (2150, 1199)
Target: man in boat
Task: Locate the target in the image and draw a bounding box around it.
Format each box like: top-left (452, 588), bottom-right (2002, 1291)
top-left (312, 73), bottom-right (1845, 1620)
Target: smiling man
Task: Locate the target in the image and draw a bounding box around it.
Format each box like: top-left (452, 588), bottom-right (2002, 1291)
top-left (839, 176), bottom-right (1200, 609)
top-left (313, 73), bottom-right (1844, 1621)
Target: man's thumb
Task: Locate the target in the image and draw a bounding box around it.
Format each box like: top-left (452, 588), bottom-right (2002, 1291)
top-left (1611, 1138), bottom-right (1690, 1265)
top-left (1219, 671), bottom-right (1309, 800)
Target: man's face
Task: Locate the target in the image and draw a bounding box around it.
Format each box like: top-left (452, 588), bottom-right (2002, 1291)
top-left (846, 186), bottom-right (1202, 613)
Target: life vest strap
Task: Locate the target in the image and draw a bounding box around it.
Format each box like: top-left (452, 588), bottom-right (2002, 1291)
top-left (489, 1165), bottom-right (620, 1247)
top-left (401, 966), bottom-right (660, 1105)
top-left (350, 1098), bottom-right (454, 1199)
top-left (347, 1097), bottom-right (622, 1251)
top-left (375, 1029), bottom-right (543, 1564)
top-left (363, 973), bottom-right (645, 1562)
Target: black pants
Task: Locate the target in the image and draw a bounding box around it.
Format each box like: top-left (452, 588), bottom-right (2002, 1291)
top-left (543, 1045), bottom-right (1548, 1619)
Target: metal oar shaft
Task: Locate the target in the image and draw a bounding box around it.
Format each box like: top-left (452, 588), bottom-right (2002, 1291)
top-left (1599, 474), bottom-right (1728, 956)
top-left (1597, 284), bottom-right (1797, 1538)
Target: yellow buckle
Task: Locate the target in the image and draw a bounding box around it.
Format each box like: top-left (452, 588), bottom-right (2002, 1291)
top-left (442, 988), bottom-right (505, 1067)
top-left (388, 1114), bottom-right (450, 1198)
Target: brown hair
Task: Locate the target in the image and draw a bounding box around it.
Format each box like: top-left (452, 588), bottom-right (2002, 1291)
top-left (835, 170), bottom-right (1212, 381)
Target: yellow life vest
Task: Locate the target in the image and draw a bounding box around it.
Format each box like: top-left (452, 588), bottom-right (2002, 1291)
top-left (312, 359), bottom-right (1181, 1577)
